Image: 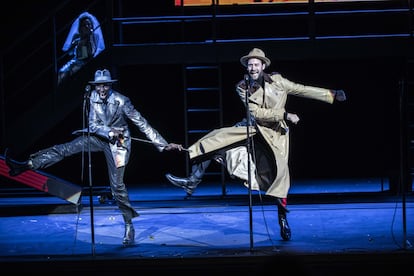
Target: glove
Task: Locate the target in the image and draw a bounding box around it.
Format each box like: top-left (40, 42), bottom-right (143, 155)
top-left (109, 128), bottom-right (124, 145)
top-left (333, 90), bottom-right (346, 102)
top-left (164, 143), bottom-right (184, 151)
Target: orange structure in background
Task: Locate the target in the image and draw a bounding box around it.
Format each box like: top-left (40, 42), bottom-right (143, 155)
top-left (175, 0), bottom-right (306, 6)
top-left (175, 0), bottom-right (383, 6)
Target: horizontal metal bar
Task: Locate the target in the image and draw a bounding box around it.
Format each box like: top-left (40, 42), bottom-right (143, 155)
top-left (113, 8), bottom-right (409, 24)
top-left (187, 108), bottom-right (221, 112)
top-left (186, 87), bottom-right (220, 91)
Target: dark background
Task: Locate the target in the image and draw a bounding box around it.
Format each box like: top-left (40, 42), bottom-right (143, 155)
top-left (23, 57), bottom-right (400, 187)
top-left (0, 0), bottom-right (405, 189)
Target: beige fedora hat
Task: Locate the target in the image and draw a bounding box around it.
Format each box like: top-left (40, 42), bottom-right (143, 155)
top-left (240, 48), bottom-right (271, 67)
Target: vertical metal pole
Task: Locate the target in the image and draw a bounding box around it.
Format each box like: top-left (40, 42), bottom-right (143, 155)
top-left (399, 78), bottom-right (408, 250)
top-left (244, 76), bottom-right (254, 252)
top-left (83, 94), bottom-right (95, 256)
top-left (0, 55), bottom-right (5, 149)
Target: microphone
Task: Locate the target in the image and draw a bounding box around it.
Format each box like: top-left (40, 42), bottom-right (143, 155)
top-left (244, 74), bottom-right (253, 88)
top-left (84, 85), bottom-right (91, 99)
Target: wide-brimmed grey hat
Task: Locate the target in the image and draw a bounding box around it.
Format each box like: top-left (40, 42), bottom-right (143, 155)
top-left (89, 69), bottom-right (118, 84)
top-left (240, 48), bottom-right (271, 67)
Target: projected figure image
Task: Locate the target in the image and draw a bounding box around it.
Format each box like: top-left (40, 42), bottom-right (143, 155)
top-left (58, 12), bottom-right (105, 85)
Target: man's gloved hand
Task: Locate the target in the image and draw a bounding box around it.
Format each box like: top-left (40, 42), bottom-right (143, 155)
top-left (286, 113), bottom-right (300, 124)
top-left (109, 128), bottom-right (124, 144)
top-left (164, 143), bottom-right (184, 151)
top-left (333, 90), bottom-right (346, 101)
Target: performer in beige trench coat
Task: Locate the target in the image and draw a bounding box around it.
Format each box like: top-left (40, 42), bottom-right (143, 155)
top-left (166, 48), bottom-right (346, 240)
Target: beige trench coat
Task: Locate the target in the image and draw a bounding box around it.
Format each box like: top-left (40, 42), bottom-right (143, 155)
top-left (189, 72), bottom-right (335, 198)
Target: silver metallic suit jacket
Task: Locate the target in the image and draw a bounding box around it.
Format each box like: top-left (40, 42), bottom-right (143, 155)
top-left (75, 89), bottom-right (168, 168)
top-left (189, 72), bottom-right (335, 198)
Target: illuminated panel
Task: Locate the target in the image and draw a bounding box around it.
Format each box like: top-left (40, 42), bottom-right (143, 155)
top-left (0, 157), bottom-right (82, 205)
top-left (175, 0), bottom-right (386, 6)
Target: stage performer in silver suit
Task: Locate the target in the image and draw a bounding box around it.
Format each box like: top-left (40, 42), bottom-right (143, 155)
top-left (5, 69), bottom-right (184, 246)
top-left (166, 48), bottom-right (346, 241)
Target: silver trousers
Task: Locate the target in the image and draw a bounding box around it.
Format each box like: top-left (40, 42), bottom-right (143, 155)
top-left (29, 135), bottom-right (139, 222)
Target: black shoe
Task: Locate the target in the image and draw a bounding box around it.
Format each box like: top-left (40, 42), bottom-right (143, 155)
top-left (4, 148), bottom-right (32, 177)
top-left (278, 213), bottom-right (291, 241)
top-left (213, 154), bottom-right (226, 167)
top-left (122, 223), bottom-right (135, 246)
top-left (165, 173), bottom-right (200, 196)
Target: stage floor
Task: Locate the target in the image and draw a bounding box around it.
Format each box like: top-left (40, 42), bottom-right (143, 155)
top-left (0, 177), bottom-right (413, 275)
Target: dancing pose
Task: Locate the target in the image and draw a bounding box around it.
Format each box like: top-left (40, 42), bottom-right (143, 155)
top-left (5, 69), bottom-right (184, 246)
top-left (166, 48), bottom-right (346, 241)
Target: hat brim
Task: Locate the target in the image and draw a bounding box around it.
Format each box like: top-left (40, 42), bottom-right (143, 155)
top-left (88, 79), bottom-right (118, 84)
top-left (240, 55), bottom-right (271, 67)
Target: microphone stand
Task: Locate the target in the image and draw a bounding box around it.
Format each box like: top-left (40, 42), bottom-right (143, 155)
top-left (83, 85), bottom-right (96, 256)
top-left (244, 74), bottom-right (254, 252)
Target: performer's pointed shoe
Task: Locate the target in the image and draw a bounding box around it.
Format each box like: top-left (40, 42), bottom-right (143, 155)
top-left (122, 222), bottom-right (135, 246)
top-left (165, 173), bottom-right (201, 196)
top-left (4, 148), bottom-right (32, 177)
top-left (278, 212), bottom-right (291, 241)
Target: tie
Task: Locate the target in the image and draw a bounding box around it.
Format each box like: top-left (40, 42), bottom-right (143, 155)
top-left (104, 101), bottom-right (110, 118)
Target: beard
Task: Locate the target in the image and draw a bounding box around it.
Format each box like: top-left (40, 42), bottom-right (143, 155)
top-left (249, 70), bottom-right (263, 81)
